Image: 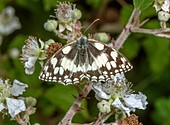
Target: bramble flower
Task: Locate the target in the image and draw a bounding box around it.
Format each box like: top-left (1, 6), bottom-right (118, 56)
top-left (0, 79), bottom-right (28, 117)
top-left (0, 6), bottom-right (21, 36)
top-left (21, 36), bottom-right (47, 74)
top-left (44, 2), bottom-right (82, 41)
top-left (92, 73), bottom-right (148, 116)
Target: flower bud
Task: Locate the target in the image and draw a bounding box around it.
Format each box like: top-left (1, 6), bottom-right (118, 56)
top-left (44, 20), bottom-right (57, 32)
top-left (94, 33), bottom-right (110, 43)
top-left (158, 11), bottom-right (170, 22)
top-left (97, 100), bottom-right (111, 113)
top-left (72, 9), bottom-right (82, 20)
top-left (25, 97), bottom-right (37, 107)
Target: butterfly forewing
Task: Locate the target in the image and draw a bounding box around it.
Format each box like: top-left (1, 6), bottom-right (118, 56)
top-left (86, 39), bottom-right (132, 82)
top-left (39, 37), bottom-right (133, 84)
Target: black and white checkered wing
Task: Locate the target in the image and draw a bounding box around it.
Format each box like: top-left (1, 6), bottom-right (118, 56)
top-left (39, 41), bottom-right (80, 84)
top-left (39, 37), bottom-right (133, 85)
top-left (86, 38), bottom-right (132, 82)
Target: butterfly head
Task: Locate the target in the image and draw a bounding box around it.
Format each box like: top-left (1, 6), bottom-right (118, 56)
top-left (76, 37), bottom-right (88, 50)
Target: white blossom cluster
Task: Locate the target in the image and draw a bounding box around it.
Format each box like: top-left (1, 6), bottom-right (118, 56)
top-left (92, 73), bottom-right (148, 118)
top-left (44, 2), bottom-right (82, 42)
top-left (0, 79), bottom-right (27, 117)
top-left (0, 6), bottom-right (21, 36)
top-left (0, 6), bottom-right (21, 45)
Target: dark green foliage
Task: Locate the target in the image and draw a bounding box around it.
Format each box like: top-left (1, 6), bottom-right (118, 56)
top-left (0, 0), bottom-right (170, 124)
top-left (133, 0), bottom-right (154, 10)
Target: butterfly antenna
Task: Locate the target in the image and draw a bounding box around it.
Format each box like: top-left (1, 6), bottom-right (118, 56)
top-left (84, 18), bottom-right (100, 33)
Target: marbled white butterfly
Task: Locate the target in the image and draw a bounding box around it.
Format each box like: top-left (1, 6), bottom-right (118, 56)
top-left (39, 36), bottom-right (133, 85)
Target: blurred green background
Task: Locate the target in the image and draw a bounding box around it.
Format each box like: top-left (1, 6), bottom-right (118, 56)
top-left (0, 0), bottom-right (170, 125)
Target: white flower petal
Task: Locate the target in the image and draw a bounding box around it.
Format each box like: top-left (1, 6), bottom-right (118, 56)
top-left (65, 24), bottom-right (72, 31)
top-left (112, 72), bottom-right (126, 83)
top-left (0, 103), bottom-right (5, 111)
top-left (6, 98), bottom-right (26, 117)
top-left (25, 56), bottom-right (37, 68)
top-left (112, 97), bottom-right (130, 116)
top-left (11, 80), bottom-right (28, 96)
top-left (124, 92), bottom-right (148, 110)
top-left (59, 24), bottom-right (65, 32)
top-left (24, 56), bottom-right (37, 75)
top-left (92, 84), bottom-right (111, 100)
top-left (25, 66), bottom-right (35, 75)
top-left (0, 79), bottom-right (3, 85)
top-left (161, 0), bottom-right (170, 12)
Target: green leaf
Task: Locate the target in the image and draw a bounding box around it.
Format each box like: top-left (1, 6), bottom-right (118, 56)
top-left (143, 36), bottom-right (170, 74)
top-left (120, 5), bottom-right (133, 25)
top-left (16, 0), bottom-right (40, 12)
top-left (86, 0), bottom-right (103, 9)
top-left (120, 35), bottom-right (141, 60)
top-left (0, 0), bottom-right (11, 10)
top-left (44, 84), bottom-right (89, 120)
top-left (44, 84), bottom-right (77, 111)
top-left (73, 100), bottom-right (90, 123)
top-left (43, 0), bottom-right (58, 11)
top-left (133, 0), bottom-right (154, 10)
top-left (152, 97), bottom-right (170, 125)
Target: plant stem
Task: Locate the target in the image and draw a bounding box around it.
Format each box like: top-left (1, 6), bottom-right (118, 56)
top-left (114, 9), bottom-right (141, 50)
top-left (15, 115), bottom-right (26, 125)
top-left (131, 27), bottom-right (170, 38)
top-left (58, 83), bottom-right (92, 125)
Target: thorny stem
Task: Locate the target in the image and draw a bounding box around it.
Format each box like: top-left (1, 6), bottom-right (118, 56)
top-left (131, 28), bottom-right (170, 38)
top-left (114, 8), bottom-right (170, 50)
top-left (114, 9), bottom-right (141, 50)
top-left (58, 83), bottom-right (92, 125)
top-left (93, 112), bottom-right (114, 125)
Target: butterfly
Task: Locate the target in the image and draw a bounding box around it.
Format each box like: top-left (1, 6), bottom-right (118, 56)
top-left (39, 36), bottom-right (133, 85)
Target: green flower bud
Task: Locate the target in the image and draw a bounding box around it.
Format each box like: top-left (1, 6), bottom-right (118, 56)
top-left (44, 20), bottom-right (58, 32)
top-left (72, 9), bottom-right (82, 20)
top-left (158, 11), bottom-right (170, 22)
top-left (25, 97), bottom-right (37, 107)
top-left (97, 100), bottom-right (111, 113)
top-left (94, 33), bottom-right (110, 43)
